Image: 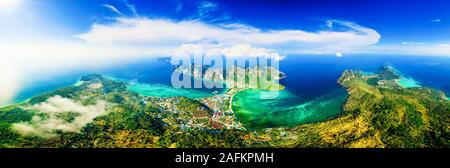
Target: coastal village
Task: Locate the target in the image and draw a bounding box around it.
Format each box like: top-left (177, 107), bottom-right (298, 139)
top-left (0, 64), bottom-right (448, 148)
top-left (132, 64), bottom-right (287, 132)
top-left (166, 65), bottom-right (287, 131)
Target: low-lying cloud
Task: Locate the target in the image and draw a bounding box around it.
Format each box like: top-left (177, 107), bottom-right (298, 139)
top-left (12, 96), bottom-right (110, 137)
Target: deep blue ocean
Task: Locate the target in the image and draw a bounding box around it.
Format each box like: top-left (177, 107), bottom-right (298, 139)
top-left (11, 55), bottom-right (450, 105)
top-left (279, 55), bottom-right (450, 101)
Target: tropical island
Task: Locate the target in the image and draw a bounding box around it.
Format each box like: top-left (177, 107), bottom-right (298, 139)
top-left (0, 65), bottom-right (448, 148)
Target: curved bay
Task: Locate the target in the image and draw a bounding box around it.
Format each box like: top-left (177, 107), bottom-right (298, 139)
top-left (232, 88), bottom-right (348, 130)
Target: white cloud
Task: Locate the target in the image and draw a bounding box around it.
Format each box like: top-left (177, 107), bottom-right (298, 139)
top-left (125, 3), bottom-right (139, 17)
top-left (437, 43), bottom-right (450, 47)
top-left (175, 43), bottom-right (284, 60)
top-left (335, 52), bottom-right (343, 57)
top-left (430, 19), bottom-right (442, 22)
top-left (200, 1), bottom-right (217, 9)
top-left (13, 96), bottom-right (110, 137)
top-left (198, 1), bottom-right (218, 16)
top-left (401, 41), bottom-right (425, 45)
top-left (76, 18), bottom-right (380, 54)
top-left (362, 44), bottom-right (450, 56)
top-left (210, 44), bottom-right (283, 60)
top-left (102, 4), bottom-right (125, 16)
top-left (326, 20), bottom-right (333, 29)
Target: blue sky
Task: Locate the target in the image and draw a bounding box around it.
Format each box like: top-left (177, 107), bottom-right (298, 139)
top-left (2, 0), bottom-right (449, 45)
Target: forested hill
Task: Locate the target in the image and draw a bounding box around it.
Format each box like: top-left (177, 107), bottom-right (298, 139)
top-left (288, 68), bottom-right (449, 148)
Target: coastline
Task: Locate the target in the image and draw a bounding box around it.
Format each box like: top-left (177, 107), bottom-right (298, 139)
top-left (105, 74), bottom-right (226, 99)
top-left (396, 77), bottom-right (421, 88)
top-left (227, 87), bottom-right (249, 114)
top-left (227, 82), bottom-right (286, 114)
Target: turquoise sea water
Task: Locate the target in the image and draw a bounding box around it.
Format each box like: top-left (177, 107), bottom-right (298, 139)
top-left (232, 55), bottom-right (450, 129)
top-left (362, 69), bottom-right (423, 88)
top-left (10, 72), bottom-right (85, 105)
top-left (104, 75), bottom-right (219, 99)
top-left (128, 83), bottom-right (215, 98)
top-left (398, 77), bottom-right (422, 88)
top-left (232, 88), bottom-right (347, 129)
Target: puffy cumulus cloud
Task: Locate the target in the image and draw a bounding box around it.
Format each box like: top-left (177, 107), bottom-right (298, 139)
top-left (174, 43), bottom-right (284, 60)
top-left (76, 18), bottom-right (380, 53)
top-left (210, 44), bottom-right (284, 60)
top-left (12, 96), bottom-right (110, 137)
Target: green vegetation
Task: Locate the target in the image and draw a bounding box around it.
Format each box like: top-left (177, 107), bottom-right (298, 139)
top-left (378, 64), bottom-right (401, 80)
top-left (0, 65), bottom-right (448, 148)
top-left (56, 112), bottom-right (81, 123)
top-left (176, 97), bottom-right (213, 118)
top-left (0, 106), bottom-right (35, 123)
top-left (288, 69), bottom-right (449, 147)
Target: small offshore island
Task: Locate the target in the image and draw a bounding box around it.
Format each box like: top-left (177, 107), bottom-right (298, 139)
top-left (0, 64), bottom-right (449, 148)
